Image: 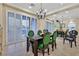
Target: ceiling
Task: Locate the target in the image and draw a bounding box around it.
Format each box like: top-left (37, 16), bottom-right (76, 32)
top-left (10, 3), bottom-right (71, 13)
top-left (49, 7), bottom-right (79, 20)
top-left (9, 3), bottom-right (79, 20)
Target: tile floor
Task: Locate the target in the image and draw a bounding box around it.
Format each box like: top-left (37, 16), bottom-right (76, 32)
top-left (26, 36), bottom-right (79, 56)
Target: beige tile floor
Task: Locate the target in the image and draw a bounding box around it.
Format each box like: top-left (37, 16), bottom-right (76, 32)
top-left (26, 36), bottom-right (79, 56)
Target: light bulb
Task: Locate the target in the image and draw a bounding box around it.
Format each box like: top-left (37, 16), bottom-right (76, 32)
top-left (65, 11), bottom-right (69, 13)
top-left (44, 9), bottom-right (47, 12)
top-left (28, 6), bottom-right (32, 9)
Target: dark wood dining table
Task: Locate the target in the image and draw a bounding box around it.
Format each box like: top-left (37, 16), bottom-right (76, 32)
top-left (27, 35), bottom-right (43, 56)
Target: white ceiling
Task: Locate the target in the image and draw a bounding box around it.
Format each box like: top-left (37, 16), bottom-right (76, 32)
top-left (9, 3), bottom-right (79, 20)
top-left (48, 6), bottom-right (79, 20)
top-left (10, 3), bottom-right (72, 13)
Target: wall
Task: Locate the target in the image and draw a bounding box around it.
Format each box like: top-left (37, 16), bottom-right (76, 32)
top-left (0, 4), bottom-right (3, 29)
top-left (0, 4), bottom-right (2, 54)
top-left (0, 4), bottom-right (4, 55)
top-left (0, 3), bottom-right (37, 55)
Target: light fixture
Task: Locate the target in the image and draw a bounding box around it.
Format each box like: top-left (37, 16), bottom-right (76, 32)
top-left (60, 3), bottom-right (64, 6)
top-left (44, 9), bottom-right (47, 12)
top-left (36, 3), bottom-right (47, 19)
top-left (53, 14), bottom-right (56, 17)
top-left (28, 3), bottom-right (35, 9)
top-left (28, 6), bottom-right (32, 9)
top-left (65, 11), bottom-right (69, 14)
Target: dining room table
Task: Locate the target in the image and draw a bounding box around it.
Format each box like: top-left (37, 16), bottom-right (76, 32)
top-left (27, 35), bottom-right (43, 56)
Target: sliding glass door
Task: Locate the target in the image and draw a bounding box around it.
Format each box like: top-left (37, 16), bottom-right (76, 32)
top-left (7, 12), bottom-right (30, 55)
top-left (6, 11), bottom-right (37, 55)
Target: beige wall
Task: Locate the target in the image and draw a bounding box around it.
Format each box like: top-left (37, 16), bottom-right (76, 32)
top-left (0, 4), bottom-right (4, 55)
top-left (0, 3), bottom-right (37, 55)
top-left (0, 4), bottom-right (2, 25)
top-left (0, 4), bottom-right (2, 44)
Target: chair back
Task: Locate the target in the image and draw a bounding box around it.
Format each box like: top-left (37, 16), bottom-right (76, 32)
top-left (52, 31), bottom-right (58, 41)
top-left (43, 33), bottom-right (50, 46)
top-left (43, 29), bottom-right (48, 34)
top-left (28, 30), bottom-right (34, 41)
top-left (69, 30), bottom-right (78, 38)
top-left (37, 30), bottom-right (42, 36)
top-left (65, 29), bottom-right (69, 36)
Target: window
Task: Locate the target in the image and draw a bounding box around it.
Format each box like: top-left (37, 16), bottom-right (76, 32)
top-left (68, 22), bottom-right (76, 31)
top-left (53, 22), bottom-right (60, 31)
top-left (8, 12), bottom-right (15, 43)
top-left (31, 18), bottom-right (37, 34)
top-left (45, 22), bottom-right (53, 32)
top-left (21, 15), bottom-right (30, 36)
top-left (7, 12), bottom-right (31, 55)
top-left (8, 12), bottom-right (30, 43)
top-left (7, 11), bottom-right (36, 55)
top-left (15, 14), bottom-right (22, 41)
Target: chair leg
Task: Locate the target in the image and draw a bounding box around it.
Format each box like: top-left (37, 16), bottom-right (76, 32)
top-left (55, 42), bottom-right (57, 49)
top-left (70, 41), bottom-right (72, 48)
top-left (48, 47), bottom-right (50, 55)
top-left (63, 38), bottom-right (65, 44)
top-left (32, 44), bottom-right (34, 53)
top-left (52, 44), bottom-right (54, 51)
top-left (42, 50), bottom-right (44, 56)
top-left (27, 45), bottom-right (29, 52)
top-left (27, 37), bottom-right (30, 52)
top-left (74, 39), bottom-right (77, 47)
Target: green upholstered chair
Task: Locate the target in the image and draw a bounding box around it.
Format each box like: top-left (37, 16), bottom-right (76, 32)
top-left (43, 29), bottom-right (48, 34)
top-left (28, 30), bottom-right (34, 42)
top-left (50, 30), bottom-right (58, 51)
top-left (28, 30), bottom-right (34, 53)
top-left (37, 30), bottom-right (42, 36)
top-left (38, 32), bottom-right (50, 56)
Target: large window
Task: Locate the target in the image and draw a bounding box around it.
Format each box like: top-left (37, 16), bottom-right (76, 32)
top-left (7, 11), bottom-right (32, 55)
top-left (68, 22), bottom-right (76, 31)
top-left (8, 12), bottom-right (38, 43)
top-left (45, 22), bottom-right (53, 32)
top-left (15, 14), bottom-right (22, 41)
top-left (31, 18), bottom-right (37, 34)
top-left (21, 15), bottom-right (30, 37)
top-left (8, 12), bottom-right (15, 43)
top-left (8, 12), bottom-right (31, 44)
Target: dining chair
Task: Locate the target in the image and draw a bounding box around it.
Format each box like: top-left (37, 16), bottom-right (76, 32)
top-left (38, 32), bottom-right (50, 56)
top-left (50, 30), bottom-right (58, 51)
top-left (63, 30), bottom-right (78, 48)
top-left (63, 29), bottom-right (69, 44)
top-left (37, 30), bottom-right (42, 36)
top-left (28, 30), bottom-right (34, 53)
top-left (43, 29), bottom-right (48, 34)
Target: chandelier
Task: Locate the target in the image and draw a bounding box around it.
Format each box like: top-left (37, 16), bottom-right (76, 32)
top-left (36, 3), bottom-right (46, 19)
